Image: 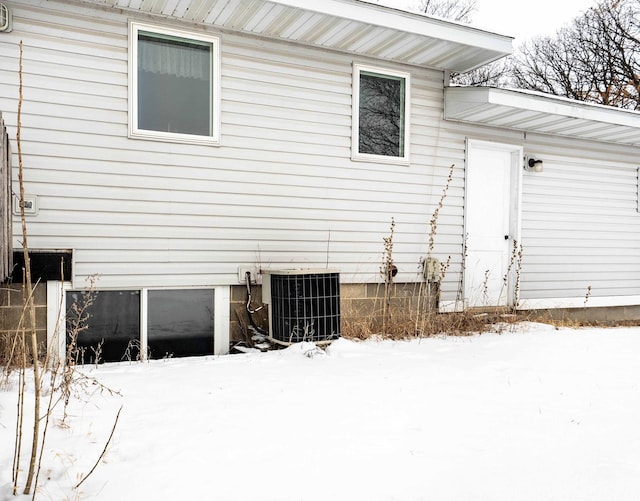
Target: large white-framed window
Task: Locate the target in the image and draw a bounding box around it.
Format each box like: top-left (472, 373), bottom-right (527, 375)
top-left (352, 64), bottom-right (410, 164)
top-left (57, 285), bottom-right (230, 363)
top-left (128, 22), bottom-right (221, 145)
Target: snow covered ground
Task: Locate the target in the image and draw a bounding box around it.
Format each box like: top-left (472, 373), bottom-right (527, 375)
top-left (1, 322), bottom-right (640, 501)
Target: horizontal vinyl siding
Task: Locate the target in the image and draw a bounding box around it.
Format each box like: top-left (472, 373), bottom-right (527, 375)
top-left (436, 112), bottom-right (640, 305)
top-left (8, 1), bottom-right (637, 305)
top-left (5, 0), bottom-right (465, 289)
top-left (446, 120), bottom-right (640, 304)
top-left (519, 136), bottom-right (640, 300)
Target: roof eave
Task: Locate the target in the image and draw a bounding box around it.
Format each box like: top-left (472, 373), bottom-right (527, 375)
top-left (69, 0), bottom-right (513, 72)
top-left (445, 86), bottom-right (640, 147)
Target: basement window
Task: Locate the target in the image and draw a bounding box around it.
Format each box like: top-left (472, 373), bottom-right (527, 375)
top-left (147, 289), bottom-right (214, 359)
top-left (66, 290), bottom-right (141, 364)
top-left (352, 64), bottom-right (410, 164)
top-left (66, 288), bottom-right (216, 363)
top-left (129, 22), bottom-right (220, 145)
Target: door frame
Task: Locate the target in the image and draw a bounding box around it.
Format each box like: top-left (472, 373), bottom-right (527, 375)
top-left (463, 138), bottom-right (523, 309)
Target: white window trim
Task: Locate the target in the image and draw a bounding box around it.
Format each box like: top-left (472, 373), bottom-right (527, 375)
top-left (128, 21), bottom-right (221, 146)
top-left (54, 285), bottom-right (230, 364)
top-left (47, 281), bottom-right (72, 367)
top-left (140, 286), bottom-right (230, 358)
top-left (351, 63), bottom-right (410, 165)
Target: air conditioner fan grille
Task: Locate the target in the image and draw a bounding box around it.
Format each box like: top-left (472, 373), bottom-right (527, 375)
top-left (269, 272), bottom-right (340, 344)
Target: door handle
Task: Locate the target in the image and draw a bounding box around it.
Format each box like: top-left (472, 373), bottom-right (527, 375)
top-left (504, 235), bottom-right (509, 240)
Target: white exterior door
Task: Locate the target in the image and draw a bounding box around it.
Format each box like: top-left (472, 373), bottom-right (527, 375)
top-left (464, 140), bottom-right (521, 308)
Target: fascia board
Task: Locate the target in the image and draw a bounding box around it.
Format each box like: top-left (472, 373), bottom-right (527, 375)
top-left (270, 0), bottom-right (514, 54)
top-left (446, 87), bottom-right (640, 130)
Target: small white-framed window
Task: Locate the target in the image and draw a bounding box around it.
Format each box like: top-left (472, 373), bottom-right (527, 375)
top-left (352, 64), bottom-right (410, 164)
top-left (128, 22), bottom-right (221, 145)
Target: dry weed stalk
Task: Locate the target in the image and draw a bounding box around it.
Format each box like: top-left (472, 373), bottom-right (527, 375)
top-left (33, 361), bottom-right (59, 497)
top-left (415, 164), bottom-right (455, 334)
top-left (496, 239), bottom-right (524, 310)
top-left (28, 275), bottom-right (118, 498)
top-left (15, 39), bottom-right (43, 497)
top-left (379, 218), bottom-right (396, 334)
top-left (341, 160), bottom-right (523, 340)
top-left (27, 260), bottom-right (65, 493)
top-left (428, 164), bottom-right (454, 256)
top-left (455, 234), bottom-right (468, 307)
top-left (12, 307), bottom-right (27, 495)
top-left (583, 285), bottom-right (592, 307)
top-left (513, 243), bottom-right (524, 310)
top-left (1, 278), bottom-right (39, 380)
top-left (439, 255), bottom-right (451, 284)
top-left (482, 270), bottom-right (490, 306)
top-left (74, 405), bottom-right (123, 490)
top-left (342, 301), bottom-right (513, 340)
top-left (61, 274), bottom-right (99, 421)
top-left (9, 42), bottom-right (117, 498)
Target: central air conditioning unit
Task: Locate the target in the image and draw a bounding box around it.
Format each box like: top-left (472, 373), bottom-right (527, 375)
top-left (262, 269), bottom-right (341, 346)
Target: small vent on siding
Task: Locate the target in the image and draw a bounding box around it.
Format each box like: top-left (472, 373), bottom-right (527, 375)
top-left (262, 269), bottom-right (340, 346)
top-left (0, 3), bottom-right (11, 32)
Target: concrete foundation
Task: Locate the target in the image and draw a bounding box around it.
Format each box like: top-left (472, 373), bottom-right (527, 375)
top-left (0, 282), bottom-right (48, 360)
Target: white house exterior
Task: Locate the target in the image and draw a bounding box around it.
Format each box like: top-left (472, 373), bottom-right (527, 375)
top-left (1, 0), bottom-right (639, 359)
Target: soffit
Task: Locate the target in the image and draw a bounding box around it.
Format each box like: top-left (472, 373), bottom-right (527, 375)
top-left (72, 0), bottom-right (513, 72)
top-left (445, 87), bottom-right (640, 147)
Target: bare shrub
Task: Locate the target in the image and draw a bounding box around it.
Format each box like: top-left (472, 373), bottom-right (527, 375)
top-left (342, 302), bottom-right (518, 340)
top-left (8, 42), bottom-right (119, 498)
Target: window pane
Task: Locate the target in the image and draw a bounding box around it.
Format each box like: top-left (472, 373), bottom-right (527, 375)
top-left (147, 289), bottom-right (214, 359)
top-left (138, 32), bottom-right (212, 136)
top-left (66, 290), bottom-right (140, 364)
top-left (359, 72), bottom-right (405, 157)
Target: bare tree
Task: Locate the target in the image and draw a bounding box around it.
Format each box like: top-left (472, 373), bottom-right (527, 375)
top-left (451, 59), bottom-right (512, 87)
top-left (415, 0), bottom-right (477, 23)
top-left (411, 0), bottom-right (510, 86)
top-left (414, 0), bottom-right (640, 102)
top-left (510, 0), bottom-right (640, 109)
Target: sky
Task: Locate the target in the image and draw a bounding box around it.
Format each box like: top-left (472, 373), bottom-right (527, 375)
top-left (377, 0), bottom-right (598, 44)
top-left (472, 0), bottom-right (597, 41)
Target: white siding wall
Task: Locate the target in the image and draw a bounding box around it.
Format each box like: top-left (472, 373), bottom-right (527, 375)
top-left (519, 133), bottom-right (640, 304)
top-left (3, 1), bottom-right (639, 306)
top-left (448, 118), bottom-right (640, 304)
top-left (3, 0), bottom-right (464, 291)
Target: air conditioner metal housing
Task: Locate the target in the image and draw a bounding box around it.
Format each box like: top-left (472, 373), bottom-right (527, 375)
top-left (262, 268), bottom-right (340, 346)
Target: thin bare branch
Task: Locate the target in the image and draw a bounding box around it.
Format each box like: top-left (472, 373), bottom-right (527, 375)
top-left (74, 406), bottom-right (123, 490)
